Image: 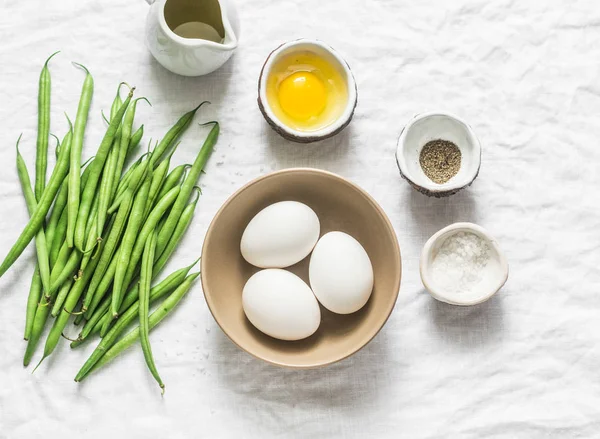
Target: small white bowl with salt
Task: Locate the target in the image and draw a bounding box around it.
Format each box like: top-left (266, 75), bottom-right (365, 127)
top-left (420, 222), bottom-right (508, 306)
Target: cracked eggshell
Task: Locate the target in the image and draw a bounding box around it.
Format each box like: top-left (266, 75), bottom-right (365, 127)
top-left (257, 39), bottom-right (358, 143)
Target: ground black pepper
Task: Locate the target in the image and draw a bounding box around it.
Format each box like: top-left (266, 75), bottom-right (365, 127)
top-left (419, 139), bottom-right (462, 184)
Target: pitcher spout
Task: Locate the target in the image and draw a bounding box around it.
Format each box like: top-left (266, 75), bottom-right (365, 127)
top-left (213, 8), bottom-right (238, 51)
top-left (163, 0), bottom-right (238, 47)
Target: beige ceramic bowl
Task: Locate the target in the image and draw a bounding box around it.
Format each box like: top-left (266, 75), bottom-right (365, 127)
top-left (201, 168), bottom-right (401, 368)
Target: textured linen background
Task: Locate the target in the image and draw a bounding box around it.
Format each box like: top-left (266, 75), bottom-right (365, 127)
top-left (1, 0), bottom-right (599, 438)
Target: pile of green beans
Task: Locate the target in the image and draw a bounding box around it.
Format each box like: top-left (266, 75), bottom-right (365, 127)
top-left (2, 53), bottom-right (217, 393)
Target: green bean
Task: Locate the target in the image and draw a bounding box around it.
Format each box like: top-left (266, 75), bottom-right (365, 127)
top-left (112, 98), bottom-right (150, 198)
top-left (81, 189), bottom-right (134, 313)
top-left (85, 190), bottom-right (101, 239)
top-left (150, 102), bottom-right (208, 169)
top-left (81, 219), bottom-right (103, 273)
top-left (77, 278), bottom-right (149, 344)
top-left (78, 256), bottom-right (199, 344)
top-left (154, 189), bottom-right (200, 274)
top-left (23, 267), bottom-right (72, 366)
top-left (144, 146), bottom-right (175, 218)
top-left (80, 155), bottom-right (95, 185)
top-left (35, 51), bottom-right (59, 201)
top-left (99, 175), bottom-right (149, 316)
top-left (47, 125), bottom-right (77, 253)
top-left (110, 175), bottom-right (152, 311)
top-left (82, 228), bottom-right (102, 278)
top-left (145, 165), bottom-right (168, 216)
top-left (155, 164), bottom-right (189, 203)
top-left (97, 190), bottom-right (183, 338)
top-left (54, 136), bottom-right (61, 159)
top-left (95, 89), bottom-right (123, 237)
top-left (96, 145), bottom-right (118, 236)
top-left (138, 230), bottom-right (164, 391)
top-left (122, 149), bottom-right (149, 181)
top-left (67, 63), bottom-right (94, 248)
top-left (16, 138), bottom-right (51, 297)
top-left (24, 266), bottom-right (42, 340)
top-left (49, 148), bottom-right (91, 263)
top-left (96, 92), bottom-right (142, 238)
top-left (130, 151), bottom-right (153, 193)
top-left (0, 118), bottom-right (72, 278)
top-left (79, 231), bottom-right (97, 273)
top-left (49, 249), bottom-right (81, 295)
top-left (156, 122), bottom-right (218, 257)
top-left (84, 125), bottom-right (204, 336)
top-left (80, 293), bottom-right (112, 338)
top-left (74, 312), bottom-right (86, 326)
top-left (80, 188), bottom-right (101, 271)
top-left (51, 278), bottom-right (74, 318)
top-left (128, 125), bottom-right (144, 157)
top-left (132, 172), bottom-right (155, 226)
top-left (115, 165), bottom-right (136, 195)
top-left (49, 208), bottom-right (68, 267)
top-left (50, 241), bottom-right (70, 282)
top-left (73, 89), bottom-right (134, 250)
top-left (108, 150), bottom-right (150, 214)
top-left (85, 179), bottom-right (160, 319)
top-left (110, 83), bottom-right (125, 120)
top-left (84, 256), bottom-right (117, 320)
top-left (101, 110), bottom-right (110, 125)
top-left (111, 156), bottom-right (141, 206)
top-left (75, 267), bottom-right (197, 381)
top-left (78, 272), bottom-right (198, 381)
top-left (90, 319), bottom-right (104, 340)
top-left (45, 176), bottom-right (68, 257)
top-left (112, 185), bottom-right (181, 317)
top-left (23, 295), bottom-right (52, 366)
top-left (97, 204), bottom-right (182, 340)
top-left (79, 201), bottom-right (105, 274)
top-left (99, 188), bottom-right (198, 336)
top-left (35, 251), bottom-right (101, 369)
top-left (96, 271), bottom-right (129, 336)
top-left (71, 301), bottom-right (84, 322)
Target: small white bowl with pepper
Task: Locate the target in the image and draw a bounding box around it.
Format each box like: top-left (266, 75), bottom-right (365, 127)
top-left (395, 112), bottom-right (482, 197)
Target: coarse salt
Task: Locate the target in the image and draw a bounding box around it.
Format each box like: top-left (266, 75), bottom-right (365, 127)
top-left (430, 231), bottom-right (490, 295)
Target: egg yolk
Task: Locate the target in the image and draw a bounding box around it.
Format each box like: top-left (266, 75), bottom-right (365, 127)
top-left (278, 71), bottom-right (327, 121)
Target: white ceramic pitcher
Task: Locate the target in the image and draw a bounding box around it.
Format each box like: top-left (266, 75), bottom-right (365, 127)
top-left (145, 0), bottom-right (240, 76)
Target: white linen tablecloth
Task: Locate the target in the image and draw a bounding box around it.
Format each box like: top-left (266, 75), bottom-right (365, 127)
top-left (1, 1), bottom-right (599, 438)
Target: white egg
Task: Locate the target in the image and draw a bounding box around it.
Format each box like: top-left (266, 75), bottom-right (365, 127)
top-left (240, 201), bottom-right (320, 268)
top-left (242, 269), bottom-right (321, 341)
top-left (309, 231), bottom-right (374, 314)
